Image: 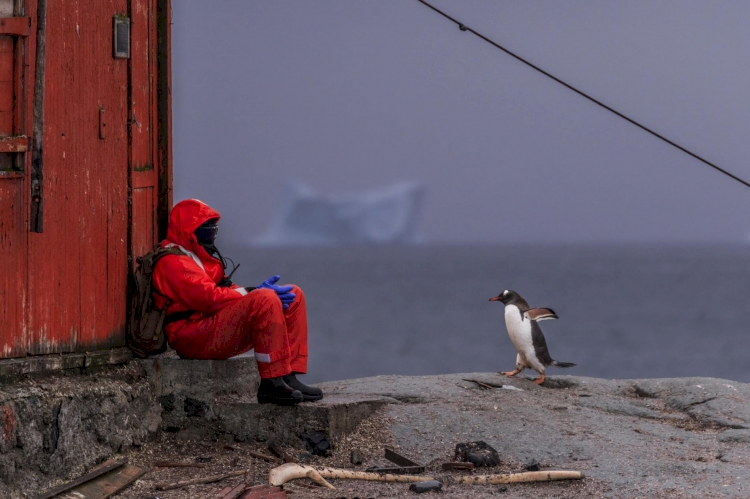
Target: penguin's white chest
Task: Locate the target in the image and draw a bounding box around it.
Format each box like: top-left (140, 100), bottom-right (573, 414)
top-left (504, 305), bottom-right (536, 361)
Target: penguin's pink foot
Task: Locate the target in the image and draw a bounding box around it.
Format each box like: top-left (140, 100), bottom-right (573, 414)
top-left (500, 369), bottom-right (521, 377)
top-left (534, 374), bottom-right (546, 385)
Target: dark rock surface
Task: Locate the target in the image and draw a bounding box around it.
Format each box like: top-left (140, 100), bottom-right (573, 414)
top-left (320, 373), bottom-right (750, 498)
top-left (7, 363), bottom-right (750, 498)
top-left (0, 363), bottom-right (161, 498)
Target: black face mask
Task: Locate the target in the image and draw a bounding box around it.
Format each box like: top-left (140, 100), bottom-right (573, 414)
top-left (195, 222), bottom-right (219, 246)
top-left (194, 219), bottom-right (240, 286)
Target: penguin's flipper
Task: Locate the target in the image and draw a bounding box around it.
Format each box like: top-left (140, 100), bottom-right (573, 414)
top-left (523, 308), bottom-right (558, 321)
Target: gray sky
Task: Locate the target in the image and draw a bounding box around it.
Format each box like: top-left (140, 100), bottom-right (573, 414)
top-left (172, 0), bottom-right (750, 244)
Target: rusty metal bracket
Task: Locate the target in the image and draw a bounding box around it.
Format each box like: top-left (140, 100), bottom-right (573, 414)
top-left (127, 109), bottom-right (141, 129)
top-left (442, 462), bottom-right (475, 471)
top-left (366, 448), bottom-right (425, 475)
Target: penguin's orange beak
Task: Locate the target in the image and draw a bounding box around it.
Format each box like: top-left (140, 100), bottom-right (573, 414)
top-left (489, 295), bottom-right (502, 302)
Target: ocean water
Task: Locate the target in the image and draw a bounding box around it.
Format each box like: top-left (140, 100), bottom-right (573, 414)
top-left (221, 244), bottom-right (750, 384)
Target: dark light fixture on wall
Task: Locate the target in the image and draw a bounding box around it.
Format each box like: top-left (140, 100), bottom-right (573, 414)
top-left (113, 16), bottom-right (130, 59)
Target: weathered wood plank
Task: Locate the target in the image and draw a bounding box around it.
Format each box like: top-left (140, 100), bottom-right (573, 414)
top-left (0, 176), bottom-right (25, 359)
top-left (0, 16), bottom-right (30, 36)
top-left (216, 483), bottom-right (247, 499)
top-left (129, 0), bottom-right (160, 270)
top-left (32, 459), bottom-right (126, 499)
top-left (67, 463), bottom-right (149, 499)
top-left (28, 0), bottom-right (130, 355)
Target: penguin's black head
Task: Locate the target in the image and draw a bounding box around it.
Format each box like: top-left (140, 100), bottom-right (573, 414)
top-left (489, 289), bottom-right (517, 304)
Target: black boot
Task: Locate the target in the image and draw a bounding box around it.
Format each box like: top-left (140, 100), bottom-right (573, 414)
top-left (257, 376), bottom-right (303, 405)
top-left (283, 373), bottom-right (324, 402)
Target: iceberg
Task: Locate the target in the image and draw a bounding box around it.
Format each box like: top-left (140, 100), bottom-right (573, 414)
top-left (255, 180), bottom-right (425, 246)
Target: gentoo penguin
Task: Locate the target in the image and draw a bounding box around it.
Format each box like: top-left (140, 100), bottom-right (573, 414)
top-left (489, 290), bottom-right (575, 385)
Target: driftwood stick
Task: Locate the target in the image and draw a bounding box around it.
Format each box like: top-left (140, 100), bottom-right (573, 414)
top-left (454, 470), bottom-right (584, 485)
top-left (248, 450), bottom-right (283, 464)
top-left (153, 461), bottom-right (206, 468)
top-left (269, 463), bottom-right (432, 487)
top-left (155, 469), bottom-right (251, 491)
top-left (306, 469), bottom-right (335, 489)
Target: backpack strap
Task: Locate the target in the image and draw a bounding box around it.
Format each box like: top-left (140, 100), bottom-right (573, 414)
top-left (149, 244), bottom-right (196, 324)
top-left (148, 244), bottom-right (186, 306)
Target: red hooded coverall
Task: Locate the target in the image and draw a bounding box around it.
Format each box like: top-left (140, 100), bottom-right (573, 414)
top-left (151, 199), bottom-right (308, 379)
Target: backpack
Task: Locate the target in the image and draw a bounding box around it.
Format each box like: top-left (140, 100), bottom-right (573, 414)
top-left (127, 244), bottom-right (185, 358)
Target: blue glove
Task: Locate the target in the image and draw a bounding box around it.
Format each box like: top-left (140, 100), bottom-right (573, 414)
top-left (258, 275), bottom-right (296, 309)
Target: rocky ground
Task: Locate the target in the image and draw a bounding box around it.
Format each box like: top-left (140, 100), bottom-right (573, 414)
top-left (108, 372), bottom-right (750, 498)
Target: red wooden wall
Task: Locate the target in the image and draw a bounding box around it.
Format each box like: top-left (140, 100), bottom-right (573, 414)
top-left (0, 1), bottom-right (31, 358)
top-left (0, 0), bottom-right (172, 359)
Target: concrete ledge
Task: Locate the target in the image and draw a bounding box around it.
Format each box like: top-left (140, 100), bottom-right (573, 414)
top-left (136, 356), bottom-right (261, 431)
top-left (138, 356), bottom-right (387, 446)
top-left (137, 356), bottom-right (261, 399)
top-left (215, 395), bottom-right (390, 446)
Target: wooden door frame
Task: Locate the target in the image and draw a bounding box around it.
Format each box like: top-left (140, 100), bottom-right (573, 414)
top-left (155, 0), bottom-right (171, 240)
top-left (126, 0), bottom-right (170, 264)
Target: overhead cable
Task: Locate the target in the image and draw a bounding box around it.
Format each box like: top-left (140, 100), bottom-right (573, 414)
top-left (417, 0), bottom-right (750, 189)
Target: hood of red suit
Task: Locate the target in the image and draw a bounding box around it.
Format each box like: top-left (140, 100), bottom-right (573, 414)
top-left (166, 199), bottom-right (221, 255)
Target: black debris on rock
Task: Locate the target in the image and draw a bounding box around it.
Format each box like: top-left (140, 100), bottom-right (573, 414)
top-left (455, 441), bottom-right (500, 467)
top-left (300, 430), bottom-right (332, 457)
top-left (524, 459), bottom-right (540, 471)
top-left (409, 480), bottom-right (443, 493)
top-left (158, 393), bottom-right (175, 412)
top-left (183, 397), bottom-right (209, 417)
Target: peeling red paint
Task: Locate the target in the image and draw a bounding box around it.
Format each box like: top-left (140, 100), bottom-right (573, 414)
top-left (1, 404), bottom-right (14, 443)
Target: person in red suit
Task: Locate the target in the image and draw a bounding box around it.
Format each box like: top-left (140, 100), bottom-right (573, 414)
top-left (152, 198), bottom-right (322, 405)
